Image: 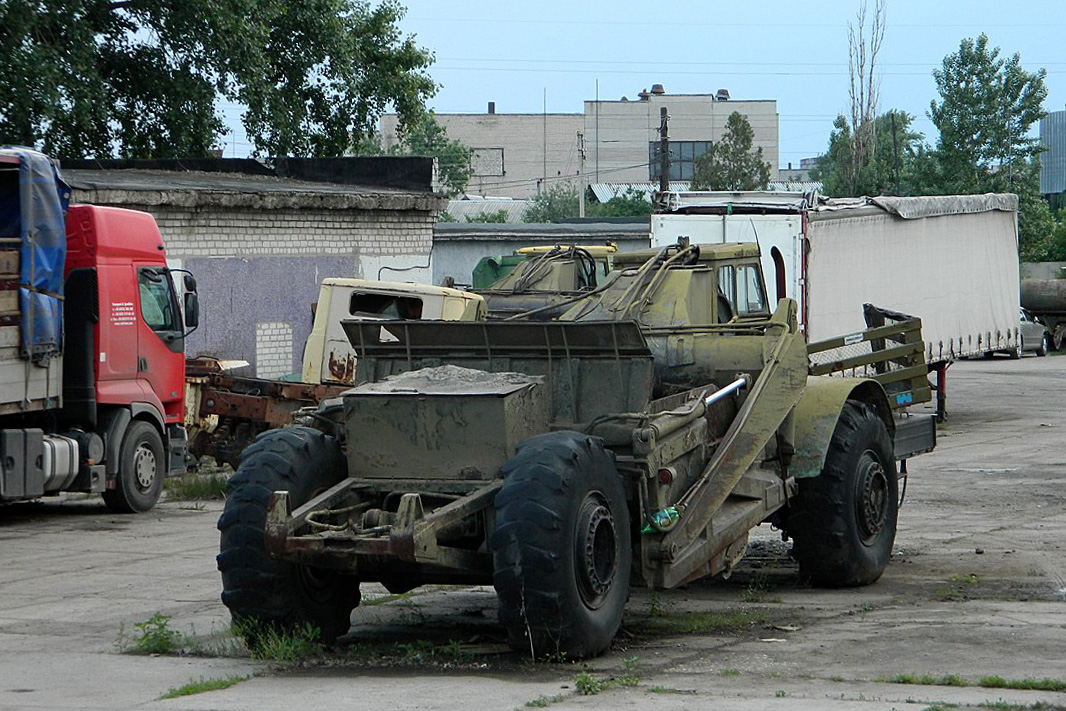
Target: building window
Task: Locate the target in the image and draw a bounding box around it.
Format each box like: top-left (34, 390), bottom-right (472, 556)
top-left (649, 141), bottom-right (711, 181)
top-left (471, 148), bottom-right (505, 177)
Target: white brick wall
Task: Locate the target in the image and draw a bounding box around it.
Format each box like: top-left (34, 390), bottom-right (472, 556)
top-left (255, 321), bottom-right (294, 379)
top-left (138, 206), bottom-right (436, 260)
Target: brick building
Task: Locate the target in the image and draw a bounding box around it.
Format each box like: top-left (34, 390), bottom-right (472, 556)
top-left (63, 157), bottom-right (445, 378)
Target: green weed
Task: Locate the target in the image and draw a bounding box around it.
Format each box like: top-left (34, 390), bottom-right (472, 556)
top-left (131, 613), bottom-right (181, 654)
top-left (575, 672), bottom-right (607, 695)
top-left (159, 675), bottom-right (249, 699)
top-left (233, 620), bottom-right (323, 662)
top-left (615, 656), bottom-right (640, 687)
top-left (525, 694), bottom-right (567, 707)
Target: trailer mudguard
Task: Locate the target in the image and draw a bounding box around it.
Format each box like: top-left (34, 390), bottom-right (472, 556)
top-left (790, 376), bottom-right (893, 479)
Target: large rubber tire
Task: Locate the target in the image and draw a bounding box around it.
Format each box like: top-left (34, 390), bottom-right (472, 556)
top-left (103, 421), bottom-right (165, 513)
top-left (1037, 333), bottom-right (1050, 357)
top-left (787, 401), bottom-right (898, 587)
top-left (217, 426), bottom-right (359, 644)
top-left (490, 431), bottom-right (630, 659)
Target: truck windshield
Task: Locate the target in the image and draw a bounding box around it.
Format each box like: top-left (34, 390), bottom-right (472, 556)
top-left (138, 268), bottom-right (179, 332)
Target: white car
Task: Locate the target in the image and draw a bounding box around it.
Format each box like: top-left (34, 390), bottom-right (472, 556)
top-left (1020, 307), bottom-right (1052, 357)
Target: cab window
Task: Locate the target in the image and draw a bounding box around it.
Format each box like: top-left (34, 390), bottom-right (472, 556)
top-left (736, 264), bottom-right (767, 315)
top-left (138, 268), bottom-right (179, 332)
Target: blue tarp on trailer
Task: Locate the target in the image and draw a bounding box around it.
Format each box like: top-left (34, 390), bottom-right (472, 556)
top-left (0, 147), bottom-right (70, 361)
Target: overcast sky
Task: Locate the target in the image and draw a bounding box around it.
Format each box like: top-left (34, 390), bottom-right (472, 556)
top-left (374, 0), bottom-right (1065, 169)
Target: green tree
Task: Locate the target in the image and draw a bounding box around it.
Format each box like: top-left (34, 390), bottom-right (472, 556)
top-left (928, 34), bottom-right (1049, 255)
top-left (396, 112), bottom-right (472, 196)
top-left (591, 188), bottom-right (654, 217)
top-left (465, 209), bottom-right (510, 223)
top-left (0, 0), bottom-right (435, 159)
top-left (814, 110), bottom-right (926, 197)
top-left (356, 112), bottom-right (472, 196)
top-left (929, 34), bottom-right (1047, 194)
top-left (691, 112), bottom-right (771, 191)
top-left (522, 181), bottom-right (579, 223)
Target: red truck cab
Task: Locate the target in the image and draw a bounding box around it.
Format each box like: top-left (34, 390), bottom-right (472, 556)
top-left (62, 204), bottom-right (198, 511)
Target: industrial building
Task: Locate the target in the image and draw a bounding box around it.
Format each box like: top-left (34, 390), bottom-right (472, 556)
top-left (1040, 108), bottom-right (1066, 197)
top-left (381, 86), bottom-right (779, 199)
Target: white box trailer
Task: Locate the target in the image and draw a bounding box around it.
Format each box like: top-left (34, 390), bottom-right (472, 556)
top-left (652, 191), bottom-right (1021, 364)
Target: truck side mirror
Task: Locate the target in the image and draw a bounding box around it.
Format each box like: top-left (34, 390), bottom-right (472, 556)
top-left (184, 292), bottom-right (200, 329)
top-left (183, 273), bottom-right (197, 292)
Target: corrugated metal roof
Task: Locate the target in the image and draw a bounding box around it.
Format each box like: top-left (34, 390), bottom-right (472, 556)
top-left (435, 222), bottom-right (649, 241)
top-left (589, 182), bottom-right (689, 202)
top-left (590, 180), bottom-right (823, 203)
top-left (768, 180), bottom-right (823, 192)
top-left (445, 198), bottom-right (528, 223)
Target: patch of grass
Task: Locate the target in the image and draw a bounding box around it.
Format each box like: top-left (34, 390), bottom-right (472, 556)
top-left (979, 701), bottom-right (1065, 711)
top-left (164, 472), bottom-right (228, 501)
top-left (888, 673), bottom-right (1066, 694)
top-left (648, 686), bottom-right (697, 695)
top-left (233, 620), bottom-right (324, 663)
top-left (936, 573), bottom-right (982, 601)
top-left (575, 672), bottom-right (607, 696)
top-left (525, 694), bottom-right (567, 707)
top-left (829, 674), bottom-right (846, 682)
top-left (130, 613), bottom-right (181, 655)
top-left (721, 668), bottom-right (741, 677)
top-left (775, 689), bottom-right (788, 697)
top-left (159, 675), bottom-right (249, 699)
top-left (888, 673), bottom-right (970, 687)
top-left (978, 677), bottom-right (1066, 692)
top-left (630, 609), bottom-right (770, 636)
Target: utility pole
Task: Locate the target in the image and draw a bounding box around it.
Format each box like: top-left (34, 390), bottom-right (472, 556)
top-left (578, 131), bottom-right (586, 218)
top-left (658, 107), bottom-right (670, 195)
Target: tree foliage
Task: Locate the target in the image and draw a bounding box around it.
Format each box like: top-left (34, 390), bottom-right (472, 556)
top-left (0, 0), bottom-right (435, 159)
top-left (842, 0), bottom-right (886, 196)
top-left (929, 34), bottom-right (1047, 194)
top-left (691, 112), bottom-right (771, 191)
top-left (929, 34), bottom-right (1049, 256)
top-left (522, 181), bottom-right (579, 223)
top-left (593, 188), bottom-right (654, 217)
top-left (814, 110), bottom-right (926, 197)
top-left (356, 112), bottom-right (472, 196)
top-left (395, 113), bottom-right (472, 197)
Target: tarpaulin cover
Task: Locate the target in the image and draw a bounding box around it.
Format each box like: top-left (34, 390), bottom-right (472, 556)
top-left (0, 147), bottom-right (70, 361)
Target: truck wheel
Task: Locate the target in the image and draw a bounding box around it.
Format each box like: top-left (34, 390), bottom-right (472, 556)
top-left (103, 421), bottom-right (165, 513)
top-left (217, 426), bottom-right (359, 644)
top-left (787, 401), bottom-right (897, 587)
top-left (491, 431), bottom-right (630, 659)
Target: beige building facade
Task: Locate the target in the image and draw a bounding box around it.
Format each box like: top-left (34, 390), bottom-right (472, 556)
top-left (380, 111), bottom-right (583, 199)
top-left (381, 88), bottom-right (779, 199)
top-left (584, 93), bottom-right (779, 185)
